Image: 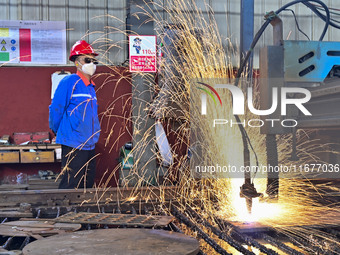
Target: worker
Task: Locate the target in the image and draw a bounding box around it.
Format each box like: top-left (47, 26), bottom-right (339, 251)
top-left (49, 40), bottom-right (100, 189)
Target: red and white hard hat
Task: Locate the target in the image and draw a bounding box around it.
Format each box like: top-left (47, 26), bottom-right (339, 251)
top-left (69, 40), bottom-right (98, 61)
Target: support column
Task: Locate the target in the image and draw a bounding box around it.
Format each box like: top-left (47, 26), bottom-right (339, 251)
top-left (129, 0), bottom-right (157, 185)
top-left (266, 16), bottom-right (283, 199)
top-left (240, 0), bottom-right (254, 72)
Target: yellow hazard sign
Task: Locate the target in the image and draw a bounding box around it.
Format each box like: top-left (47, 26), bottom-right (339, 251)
top-left (1, 46), bottom-right (6, 51)
top-left (1, 39), bottom-right (5, 44)
top-left (0, 28), bottom-right (9, 37)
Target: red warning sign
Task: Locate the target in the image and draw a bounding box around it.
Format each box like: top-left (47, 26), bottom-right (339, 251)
top-left (130, 55), bottom-right (156, 72)
top-left (19, 29), bottom-right (31, 62)
top-left (129, 35), bottom-right (156, 73)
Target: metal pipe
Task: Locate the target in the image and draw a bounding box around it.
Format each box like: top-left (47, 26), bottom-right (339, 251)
top-left (325, 228), bottom-right (340, 238)
top-left (20, 236), bottom-right (31, 250)
top-left (214, 217), bottom-right (278, 255)
top-left (169, 222), bottom-right (183, 233)
top-left (116, 206), bottom-right (121, 214)
top-left (265, 15), bottom-right (283, 199)
top-left (172, 207), bottom-right (232, 255)
top-left (36, 209), bottom-right (41, 219)
top-left (262, 234), bottom-right (304, 255)
top-left (2, 236), bottom-right (13, 250)
top-left (283, 232), bottom-right (327, 254)
top-left (87, 208), bottom-right (91, 230)
top-left (187, 207), bottom-right (255, 255)
top-left (101, 206), bottom-right (109, 228)
top-left (144, 206), bottom-right (150, 215)
top-left (266, 134), bottom-right (279, 199)
top-left (197, 251), bottom-right (208, 255)
top-left (131, 206), bottom-right (137, 215)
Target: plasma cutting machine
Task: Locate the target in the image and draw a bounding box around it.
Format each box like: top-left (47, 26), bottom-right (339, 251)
top-left (151, 0), bottom-right (340, 215)
top-left (240, 12), bottom-right (340, 214)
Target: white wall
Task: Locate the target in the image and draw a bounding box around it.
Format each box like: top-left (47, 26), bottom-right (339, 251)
top-left (0, 0), bottom-right (339, 67)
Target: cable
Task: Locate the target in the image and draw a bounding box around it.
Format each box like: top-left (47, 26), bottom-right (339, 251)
top-left (306, 3), bottom-right (340, 29)
top-left (314, 7), bottom-right (340, 17)
top-left (238, 0), bottom-right (330, 77)
top-left (234, 0), bottom-right (332, 182)
top-left (283, 9), bottom-right (311, 40)
top-left (306, 4), bottom-right (340, 28)
top-left (303, 2), bottom-right (338, 28)
top-left (314, 4), bottom-right (340, 12)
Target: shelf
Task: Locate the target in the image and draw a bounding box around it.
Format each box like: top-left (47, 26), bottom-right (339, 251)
top-left (0, 144), bottom-right (60, 151)
top-left (0, 151), bottom-right (20, 163)
top-left (0, 144), bottom-right (61, 164)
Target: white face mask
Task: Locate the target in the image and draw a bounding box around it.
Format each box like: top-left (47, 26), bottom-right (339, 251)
top-left (78, 62), bottom-right (96, 76)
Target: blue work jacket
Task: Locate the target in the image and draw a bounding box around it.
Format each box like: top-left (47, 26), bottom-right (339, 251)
top-left (49, 72), bottom-right (100, 150)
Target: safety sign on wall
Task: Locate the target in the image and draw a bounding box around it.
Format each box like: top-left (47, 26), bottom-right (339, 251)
top-left (129, 35), bottom-right (156, 73)
top-left (0, 20), bottom-right (66, 65)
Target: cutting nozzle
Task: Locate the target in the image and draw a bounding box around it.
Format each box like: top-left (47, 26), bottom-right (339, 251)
top-left (240, 182), bottom-right (263, 214)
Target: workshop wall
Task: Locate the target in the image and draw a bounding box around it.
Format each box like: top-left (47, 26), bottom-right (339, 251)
top-left (0, 66), bottom-right (132, 187)
top-left (0, 0), bottom-right (127, 65)
top-left (1, 0), bottom-right (339, 68)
